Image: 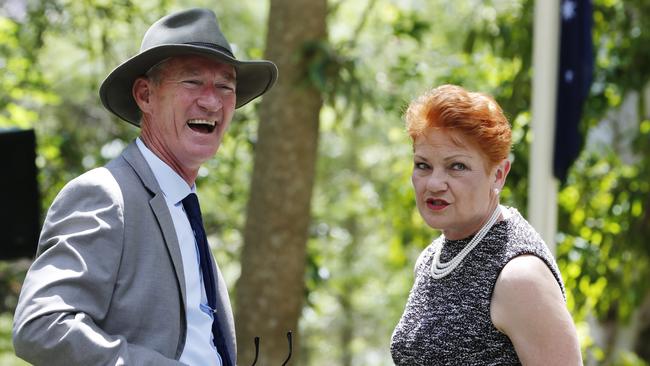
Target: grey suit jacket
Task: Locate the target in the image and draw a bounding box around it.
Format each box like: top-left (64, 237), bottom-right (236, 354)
top-left (13, 141), bottom-right (236, 366)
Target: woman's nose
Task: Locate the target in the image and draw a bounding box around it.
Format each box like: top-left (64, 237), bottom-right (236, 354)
top-left (425, 170), bottom-right (448, 192)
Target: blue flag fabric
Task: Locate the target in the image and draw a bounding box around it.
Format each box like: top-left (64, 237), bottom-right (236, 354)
top-left (554, 0), bottom-right (594, 183)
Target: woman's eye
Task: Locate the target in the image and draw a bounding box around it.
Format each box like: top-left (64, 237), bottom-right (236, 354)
top-left (450, 162), bottom-right (467, 171)
top-left (414, 162), bottom-right (429, 170)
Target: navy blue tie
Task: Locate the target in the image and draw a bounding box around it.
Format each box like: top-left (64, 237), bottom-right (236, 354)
top-left (182, 193), bottom-right (232, 366)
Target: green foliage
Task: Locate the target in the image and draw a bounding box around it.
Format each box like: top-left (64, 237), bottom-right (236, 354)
top-left (0, 16), bottom-right (56, 129)
top-left (0, 262), bottom-right (29, 315)
top-left (0, 313), bottom-right (28, 366)
top-left (553, 0), bottom-right (650, 333)
top-left (557, 151), bottom-right (650, 322)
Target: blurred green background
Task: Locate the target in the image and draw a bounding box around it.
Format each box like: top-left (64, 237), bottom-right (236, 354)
top-left (1, 0), bottom-right (649, 364)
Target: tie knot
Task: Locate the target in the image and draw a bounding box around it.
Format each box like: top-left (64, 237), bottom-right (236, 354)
top-left (181, 193), bottom-right (202, 221)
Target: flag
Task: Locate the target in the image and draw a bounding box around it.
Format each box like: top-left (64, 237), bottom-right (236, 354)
top-left (553, 0), bottom-right (594, 183)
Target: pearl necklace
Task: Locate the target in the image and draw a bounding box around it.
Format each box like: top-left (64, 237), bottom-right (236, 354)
top-left (429, 205), bottom-right (503, 279)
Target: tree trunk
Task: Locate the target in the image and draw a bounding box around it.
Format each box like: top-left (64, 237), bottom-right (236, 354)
top-left (235, 0), bottom-right (327, 364)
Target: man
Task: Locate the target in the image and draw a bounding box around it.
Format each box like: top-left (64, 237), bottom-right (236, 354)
top-left (13, 8), bottom-right (277, 366)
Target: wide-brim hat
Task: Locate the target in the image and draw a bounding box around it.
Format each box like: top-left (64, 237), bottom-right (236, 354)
top-left (99, 8), bottom-right (278, 126)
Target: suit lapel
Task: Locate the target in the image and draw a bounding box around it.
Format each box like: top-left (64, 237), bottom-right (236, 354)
top-left (122, 141), bottom-right (237, 359)
top-left (122, 142), bottom-right (188, 307)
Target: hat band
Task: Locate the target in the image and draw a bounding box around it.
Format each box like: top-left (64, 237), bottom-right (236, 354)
top-left (186, 42), bottom-right (235, 58)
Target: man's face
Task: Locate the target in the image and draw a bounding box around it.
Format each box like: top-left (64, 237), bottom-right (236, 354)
top-left (135, 55), bottom-right (236, 175)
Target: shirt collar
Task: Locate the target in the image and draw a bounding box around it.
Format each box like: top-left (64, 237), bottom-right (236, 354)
top-left (136, 137), bottom-right (195, 205)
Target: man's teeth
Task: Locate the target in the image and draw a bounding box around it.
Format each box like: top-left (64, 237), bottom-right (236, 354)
top-left (188, 119), bottom-right (216, 126)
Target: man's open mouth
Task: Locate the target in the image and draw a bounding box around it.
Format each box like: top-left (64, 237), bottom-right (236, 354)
top-left (187, 119), bottom-right (216, 134)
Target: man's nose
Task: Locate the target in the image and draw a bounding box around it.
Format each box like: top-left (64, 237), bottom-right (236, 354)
top-left (196, 87), bottom-right (223, 112)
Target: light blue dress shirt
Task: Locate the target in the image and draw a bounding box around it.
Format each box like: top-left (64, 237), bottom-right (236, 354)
top-left (136, 138), bottom-right (220, 366)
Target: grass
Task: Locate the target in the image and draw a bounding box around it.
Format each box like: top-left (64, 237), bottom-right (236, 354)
top-left (0, 313), bottom-right (28, 366)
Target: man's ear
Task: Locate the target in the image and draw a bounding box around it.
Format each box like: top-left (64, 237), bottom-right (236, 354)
top-left (132, 77), bottom-right (152, 114)
top-left (493, 159), bottom-right (511, 191)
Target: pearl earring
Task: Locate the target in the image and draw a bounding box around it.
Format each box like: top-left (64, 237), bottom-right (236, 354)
top-left (493, 188), bottom-right (500, 195)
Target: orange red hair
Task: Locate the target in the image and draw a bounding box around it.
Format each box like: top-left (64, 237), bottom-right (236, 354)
top-left (405, 84), bottom-right (512, 168)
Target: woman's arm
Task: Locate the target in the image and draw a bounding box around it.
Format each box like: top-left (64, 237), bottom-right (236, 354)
top-left (491, 254), bottom-right (582, 365)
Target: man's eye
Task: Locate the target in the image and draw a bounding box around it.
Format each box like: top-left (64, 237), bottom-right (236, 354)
top-left (217, 83), bottom-right (235, 92)
top-left (182, 80), bottom-right (201, 86)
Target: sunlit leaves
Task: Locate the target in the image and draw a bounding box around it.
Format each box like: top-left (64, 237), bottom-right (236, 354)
top-left (391, 10), bottom-right (430, 43)
top-left (0, 16), bottom-right (55, 130)
top-left (557, 146), bottom-right (650, 323)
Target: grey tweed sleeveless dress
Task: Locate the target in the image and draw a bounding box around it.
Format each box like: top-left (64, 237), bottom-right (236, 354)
top-left (390, 207), bottom-right (565, 365)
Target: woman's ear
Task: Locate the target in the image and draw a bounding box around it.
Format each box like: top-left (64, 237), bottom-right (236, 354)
top-left (493, 159), bottom-right (511, 191)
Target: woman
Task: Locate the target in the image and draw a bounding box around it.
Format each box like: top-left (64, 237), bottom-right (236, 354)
top-left (390, 85), bottom-right (582, 365)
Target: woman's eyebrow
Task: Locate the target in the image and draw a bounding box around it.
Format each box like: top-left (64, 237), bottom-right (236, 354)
top-left (443, 153), bottom-right (473, 161)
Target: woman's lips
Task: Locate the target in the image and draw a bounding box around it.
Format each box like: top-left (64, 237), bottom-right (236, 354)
top-left (426, 198), bottom-right (449, 211)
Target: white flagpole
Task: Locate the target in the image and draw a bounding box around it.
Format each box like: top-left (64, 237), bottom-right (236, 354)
top-left (529, 0), bottom-right (561, 255)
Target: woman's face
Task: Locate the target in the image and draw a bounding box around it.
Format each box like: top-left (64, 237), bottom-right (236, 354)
top-left (411, 128), bottom-right (509, 240)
